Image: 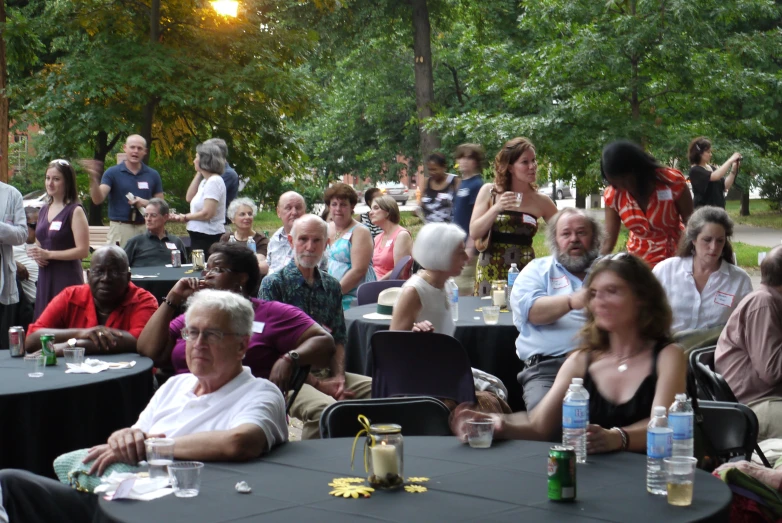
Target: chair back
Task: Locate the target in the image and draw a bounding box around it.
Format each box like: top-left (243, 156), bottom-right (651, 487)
top-left (689, 346), bottom-right (737, 402)
top-left (319, 396), bottom-right (452, 438)
top-left (356, 280), bottom-right (405, 306)
top-left (699, 400), bottom-right (761, 462)
top-left (388, 255), bottom-right (413, 280)
top-left (370, 331), bottom-right (477, 404)
top-left (285, 365), bottom-right (311, 415)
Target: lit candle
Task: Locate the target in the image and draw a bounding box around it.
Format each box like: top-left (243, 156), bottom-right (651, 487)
top-left (370, 442), bottom-right (399, 477)
top-left (492, 290), bottom-right (506, 308)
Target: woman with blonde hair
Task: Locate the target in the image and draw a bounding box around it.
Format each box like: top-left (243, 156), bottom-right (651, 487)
top-left (469, 137), bottom-right (557, 296)
top-left (453, 253), bottom-right (687, 454)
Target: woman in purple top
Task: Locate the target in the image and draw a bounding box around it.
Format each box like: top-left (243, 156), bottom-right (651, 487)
top-left (27, 160), bottom-right (90, 321)
top-left (137, 242), bottom-right (335, 383)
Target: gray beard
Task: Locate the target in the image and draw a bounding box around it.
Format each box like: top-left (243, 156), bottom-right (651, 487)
top-left (556, 248), bottom-right (599, 274)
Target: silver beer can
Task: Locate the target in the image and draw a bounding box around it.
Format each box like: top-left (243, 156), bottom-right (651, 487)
top-left (171, 249), bottom-right (182, 268)
top-left (8, 326), bottom-right (25, 357)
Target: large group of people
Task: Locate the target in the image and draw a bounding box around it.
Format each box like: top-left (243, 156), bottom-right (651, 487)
top-left (0, 132), bottom-right (777, 520)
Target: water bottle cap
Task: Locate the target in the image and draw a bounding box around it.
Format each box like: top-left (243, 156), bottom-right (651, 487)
top-left (653, 406), bottom-right (667, 417)
top-left (675, 393), bottom-right (687, 401)
top-left (572, 378), bottom-right (583, 386)
top-left (570, 383), bottom-right (582, 392)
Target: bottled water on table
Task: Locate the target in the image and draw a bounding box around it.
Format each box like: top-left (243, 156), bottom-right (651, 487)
top-left (506, 263), bottom-right (519, 305)
top-left (228, 235), bottom-right (237, 243)
top-left (562, 382), bottom-right (588, 463)
top-left (647, 406), bottom-right (673, 495)
top-left (247, 236), bottom-right (256, 253)
top-left (446, 278), bottom-right (459, 322)
top-left (669, 393), bottom-right (694, 457)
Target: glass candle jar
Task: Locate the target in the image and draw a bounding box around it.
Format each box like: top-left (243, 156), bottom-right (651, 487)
top-left (191, 249), bottom-right (205, 270)
top-left (491, 280), bottom-right (507, 308)
top-left (367, 424), bottom-right (404, 489)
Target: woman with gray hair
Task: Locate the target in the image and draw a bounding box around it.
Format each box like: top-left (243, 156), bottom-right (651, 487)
top-left (653, 205), bottom-right (752, 337)
top-left (390, 223), bottom-right (469, 334)
top-left (221, 197), bottom-right (270, 273)
top-left (175, 141), bottom-right (227, 253)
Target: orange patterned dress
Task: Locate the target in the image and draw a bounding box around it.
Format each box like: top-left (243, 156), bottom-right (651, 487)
top-left (604, 167), bottom-right (687, 267)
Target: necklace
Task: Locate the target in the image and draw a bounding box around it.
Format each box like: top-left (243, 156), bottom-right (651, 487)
top-left (615, 346), bottom-right (647, 373)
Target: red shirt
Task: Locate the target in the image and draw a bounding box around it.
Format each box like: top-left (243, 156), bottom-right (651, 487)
top-left (29, 283), bottom-right (158, 338)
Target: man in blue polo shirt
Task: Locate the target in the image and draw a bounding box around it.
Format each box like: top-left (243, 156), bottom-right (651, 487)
top-left (88, 135), bottom-right (164, 247)
top-left (452, 143), bottom-right (485, 295)
top-left (510, 208), bottom-right (603, 411)
top-left (204, 137), bottom-right (239, 224)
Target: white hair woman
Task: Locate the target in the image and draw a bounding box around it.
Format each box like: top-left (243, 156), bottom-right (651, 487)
top-left (221, 197), bottom-right (270, 273)
top-left (390, 223), bottom-right (469, 334)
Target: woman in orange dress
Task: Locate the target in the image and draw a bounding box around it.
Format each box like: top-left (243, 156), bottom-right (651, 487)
top-left (600, 141), bottom-right (694, 267)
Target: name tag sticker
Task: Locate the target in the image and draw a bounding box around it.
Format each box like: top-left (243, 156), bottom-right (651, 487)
top-left (457, 188), bottom-right (470, 198)
top-left (137, 181), bottom-right (150, 190)
top-left (551, 275), bottom-right (570, 290)
top-left (657, 189), bottom-right (673, 201)
top-left (421, 197), bottom-right (431, 203)
top-left (436, 192), bottom-right (453, 200)
top-left (342, 232), bottom-right (352, 241)
top-left (715, 291), bottom-right (735, 307)
top-left (49, 221), bottom-right (62, 231)
top-left (523, 214), bottom-right (537, 226)
top-left (165, 242), bottom-right (177, 250)
top-left (252, 321), bottom-right (265, 334)
top-left (385, 239), bottom-right (393, 247)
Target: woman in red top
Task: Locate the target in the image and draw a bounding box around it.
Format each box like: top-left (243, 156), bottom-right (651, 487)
top-left (370, 195), bottom-right (412, 280)
top-left (600, 141), bottom-right (693, 267)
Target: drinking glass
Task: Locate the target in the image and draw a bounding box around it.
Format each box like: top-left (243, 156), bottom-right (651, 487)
top-left (466, 419), bottom-right (494, 449)
top-left (514, 193), bottom-right (523, 207)
top-left (64, 347), bottom-right (85, 366)
top-left (482, 305), bottom-right (500, 325)
top-left (24, 354), bottom-right (44, 378)
top-left (168, 461), bottom-right (204, 498)
top-left (145, 438), bottom-right (175, 479)
top-left (664, 456), bottom-right (697, 506)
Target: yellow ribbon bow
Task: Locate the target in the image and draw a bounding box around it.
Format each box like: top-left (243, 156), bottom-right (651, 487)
top-left (350, 414), bottom-right (375, 472)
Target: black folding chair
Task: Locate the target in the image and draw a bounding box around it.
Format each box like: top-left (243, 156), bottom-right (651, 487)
top-left (698, 400), bottom-right (771, 466)
top-left (688, 346), bottom-right (719, 400)
top-left (355, 280), bottom-right (405, 306)
top-left (370, 331), bottom-right (477, 405)
top-left (285, 365), bottom-right (311, 415)
top-left (319, 396), bottom-right (452, 438)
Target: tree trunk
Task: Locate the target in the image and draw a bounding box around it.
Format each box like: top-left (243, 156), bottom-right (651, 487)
top-left (411, 0), bottom-right (440, 173)
top-left (140, 0), bottom-right (162, 157)
top-left (575, 189), bottom-right (586, 209)
top-left (88, 131), bottom-right (121, 226)
top-left (0, 1), bottom-right (8, 183)
top-left (740, 191), bottom-right (750, 217)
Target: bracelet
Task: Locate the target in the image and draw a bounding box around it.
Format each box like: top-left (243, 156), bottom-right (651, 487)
top-left (163, 298), bottom-right (180, 309)
top-left (611, 427), bottom-right (628, 451)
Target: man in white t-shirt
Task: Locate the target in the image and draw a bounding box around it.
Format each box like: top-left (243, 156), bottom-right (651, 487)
top-left (0, 290), bottom-right (286, 522)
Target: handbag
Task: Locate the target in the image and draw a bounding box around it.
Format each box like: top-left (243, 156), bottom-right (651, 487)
top-left (54, 448), bottom-right (144, 493)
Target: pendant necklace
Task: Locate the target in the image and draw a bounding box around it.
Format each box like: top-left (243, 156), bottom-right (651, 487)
top-left (616, 346), bottom-right (645, 373)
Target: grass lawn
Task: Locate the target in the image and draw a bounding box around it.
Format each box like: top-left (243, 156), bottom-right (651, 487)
top-left (726, 199), bottom-right (782, 229)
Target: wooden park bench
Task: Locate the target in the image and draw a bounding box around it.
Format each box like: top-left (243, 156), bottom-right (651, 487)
top-left (88, 226), bottom-right (114, 252)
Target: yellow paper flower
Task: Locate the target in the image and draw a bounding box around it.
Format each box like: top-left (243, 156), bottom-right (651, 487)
top-left (329, 484), bottom-right (375, 498)
top-left (404, 485), bottom-right (428, 493)
top-left (329, 477), bottom-right (366, 487)
top-left (407, 477), bottom-right (430, 483)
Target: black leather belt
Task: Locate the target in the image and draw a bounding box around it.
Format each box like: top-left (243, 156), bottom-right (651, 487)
top-left (524, 354), bottom-right (560, 368)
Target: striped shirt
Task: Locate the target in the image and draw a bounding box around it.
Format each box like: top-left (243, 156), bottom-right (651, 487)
top-left (604, 167), bottom-right (686, 267)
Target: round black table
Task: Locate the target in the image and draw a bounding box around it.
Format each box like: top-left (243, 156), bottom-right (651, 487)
top-left (131, 266), bottom-right (194, 302)
top-left (0, 352), bottom-right (154, 478)
top-left (345, 296), bottom-right (525, 410)
top-left (98, 437), bottom-right (731, 523)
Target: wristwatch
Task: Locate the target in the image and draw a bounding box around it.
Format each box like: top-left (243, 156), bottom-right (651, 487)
top-left (283, 351), bottom-right (300, 366)
top-left (67, 338), bottom-right (78, 349)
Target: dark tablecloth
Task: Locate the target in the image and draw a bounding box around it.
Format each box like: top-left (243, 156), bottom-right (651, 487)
top-left (345, 296), bottom-right (525, 410)
top-left (98, 437), bottom-right (730, 523)
top-left (0, 352), bottom-right (154, 477)
top-left (131, 266), bottom-right (194, 302)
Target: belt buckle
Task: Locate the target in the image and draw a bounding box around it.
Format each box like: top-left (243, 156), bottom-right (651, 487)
top-left (526, 355), bottom-right (540, 368)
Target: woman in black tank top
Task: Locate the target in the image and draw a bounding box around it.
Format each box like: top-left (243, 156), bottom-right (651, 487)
top-left (452, 253), bottom-right (687, 454)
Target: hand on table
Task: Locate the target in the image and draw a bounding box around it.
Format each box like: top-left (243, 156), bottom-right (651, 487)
top-left (450, 407), bottom-right (505, 443)
top-left (78, 326), bottom-right (123, 352)
top-left (84, 428), bottom-right (166, 476)
top-left (586, 424), bottom-right (623, 454)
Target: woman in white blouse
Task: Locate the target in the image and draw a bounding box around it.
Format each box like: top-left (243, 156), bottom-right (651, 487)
top-left (653, 206), bottom-right (752, 343)
top-left (175, 142), bottom-right (227, 253)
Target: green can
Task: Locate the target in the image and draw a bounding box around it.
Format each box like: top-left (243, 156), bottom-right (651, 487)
top-left (40, 334), bottom-right (57, 366)
top-left (548, 445), bottom-right (576, 501)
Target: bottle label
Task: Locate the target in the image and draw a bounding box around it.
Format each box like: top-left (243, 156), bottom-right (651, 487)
top-left (647, 428), bottom-right (673, 458)
top-left (668, 414), bottom-right (693, 441)
top-left (562, 404), bottom-right (588, 430)
top-left (508, 272), bottom-right (518, 287)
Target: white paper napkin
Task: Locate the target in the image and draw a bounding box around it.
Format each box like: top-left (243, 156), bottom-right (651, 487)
top-left (65, 359), bottom-right (137, 374)
top-left (96, 472), bottom-right (174, 501)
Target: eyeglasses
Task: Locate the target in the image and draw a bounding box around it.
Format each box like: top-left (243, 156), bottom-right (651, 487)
top-left (201, 267), bottom-right (232, 276)
top-left (181, 327), bottom-right (240, 344)
top-left (145, 212), bottom-right (162, 218)
top-left (90, 269), bottom-right (129, 279)
top-left (50, 159), bottom-right (70, 166)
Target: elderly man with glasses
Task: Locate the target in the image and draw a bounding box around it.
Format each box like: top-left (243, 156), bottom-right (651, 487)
top-left (24, 245), bottom-right (158, 355)
top-left (0, 289), bottom-right (288, 522)
top-left (123, 198), bottom-right (188, 267)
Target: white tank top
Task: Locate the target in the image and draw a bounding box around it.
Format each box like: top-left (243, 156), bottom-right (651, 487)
top-left (402, 273), bottom-right (455, 337)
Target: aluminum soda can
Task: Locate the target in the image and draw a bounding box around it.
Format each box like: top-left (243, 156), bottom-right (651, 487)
top-left (40, 334), bottom-right (57, 366)
top-left (548, 445), bottom-right (576, 501)
top-left (8, 326), bottom-right (25, 357)
top-left (171, 249), bottom-right (182, 267)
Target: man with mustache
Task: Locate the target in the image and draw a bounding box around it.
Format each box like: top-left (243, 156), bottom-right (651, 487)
top-left (260, 214), bottom-right (371, 439)
top-left (24, 245), bottom-right (158, 355)
top-left (510, 208), bottom-right (604, 412)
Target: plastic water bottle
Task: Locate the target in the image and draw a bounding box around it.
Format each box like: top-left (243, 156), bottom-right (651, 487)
top-left (562, 383), bottom-right (588, 463)
top-left (446, 278), bottom-right (459, 322)
top-left (506, 263), bottom-right (519, 304)
top-left (247, 236), bottom-right (256, 253)
top-left (229, 235), bottom-right (237, 243)
top-left (669, 393), bottom-right (694, 457)
top-left (571, 377), bottom-right (589, 401)
top-left (647, 406), bottom-right (673, 495)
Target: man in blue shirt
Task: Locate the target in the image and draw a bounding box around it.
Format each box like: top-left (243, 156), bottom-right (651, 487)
top-left (88, 135), bottom-right (164, 247)
top-left (452, 144), bottom-right (485, 295)
top-left (510, 208), bottom-right (603, 411)
top-left (205, 137), bottom-right (239, 223)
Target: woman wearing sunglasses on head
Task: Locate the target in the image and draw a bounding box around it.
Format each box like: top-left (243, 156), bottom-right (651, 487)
top-left (137, 242), bottom-right (334, 390)
top-left (27, 159), bottom-right (90, 321)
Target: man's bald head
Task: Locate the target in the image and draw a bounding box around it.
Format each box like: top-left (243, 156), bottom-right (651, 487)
top-left (761, 245), bottom-right (782, 287)
top-left (124, 135), bottom-right (148, 165)
top-left (276, 191), bottom-right (306, 232)
top-left (126, 134), bottom-right (147, 148)
top-left (91, 245), bottom-right (130, 273)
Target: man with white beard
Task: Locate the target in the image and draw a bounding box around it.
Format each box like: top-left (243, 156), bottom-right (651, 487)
top-left (510, 208), bottom-right (604, 412)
